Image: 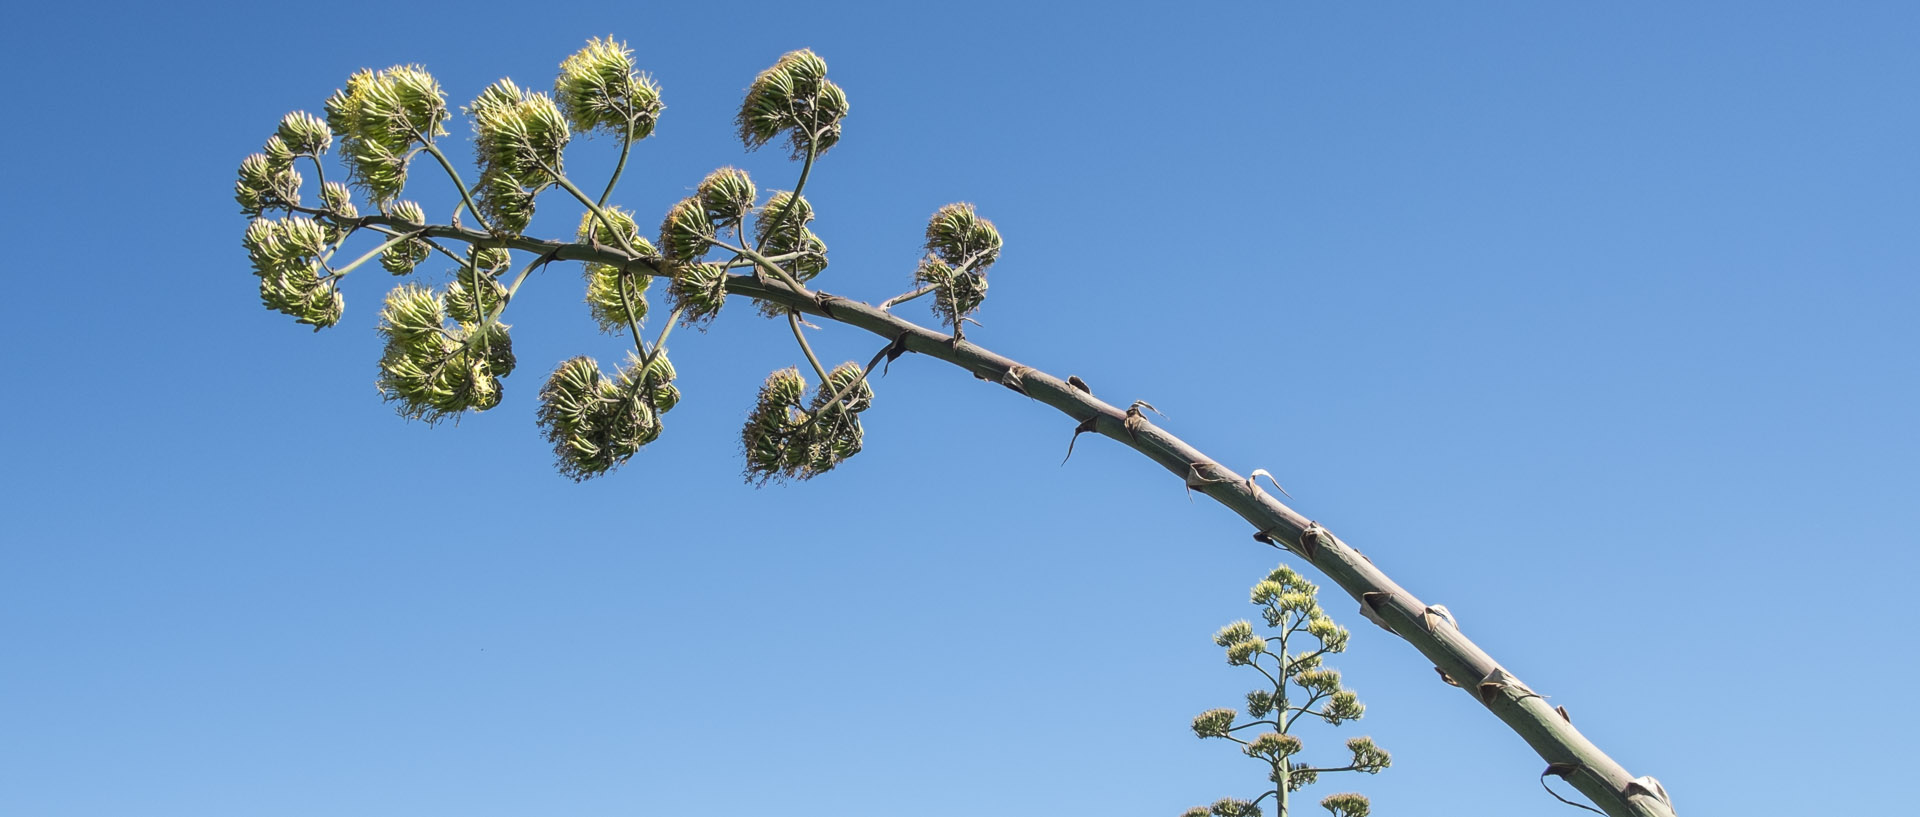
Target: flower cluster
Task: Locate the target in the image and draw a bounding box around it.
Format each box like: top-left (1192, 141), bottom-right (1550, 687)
top-left (242, 217), bottom-right (342, 329)
top-left (555, 37), bottom-right (663, 138)
top-left (374, 283), bottom-right (517, 422)
top-left (737, 49), bottom-right (849, 158)
top-left (536, 352), bottom-right (680, 481)
top-left (913, 203), bottom-right (1002, 330)
top-left (740, 363), bottom-right (873, 484)
top-left (469, 79), bottom-right (572, 234)
top-left (579, 208), bottom-right (658, 334)
top-left (324, 66), bottom-right (449, 203)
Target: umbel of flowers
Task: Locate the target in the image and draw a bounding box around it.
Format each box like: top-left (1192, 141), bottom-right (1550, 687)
top-left (1183, 564), bottom-right (1391, 817)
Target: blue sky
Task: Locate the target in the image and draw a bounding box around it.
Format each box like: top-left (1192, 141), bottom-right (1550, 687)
top-left (3, 2), bottom-right (1915, 814)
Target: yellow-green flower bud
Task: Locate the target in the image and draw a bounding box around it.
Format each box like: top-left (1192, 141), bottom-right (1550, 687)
top-left (923, 203), bottom-right (1001, 270)
top-left (1191, 708), bottom-right (1236, 738)
top-left (1324, 690), bottom-right (1365, 725)
top-left (1225, 637), bottom-right (1267, 665)
top-left (578, 208), bottom-right (656, 334)
top-left (737, 49), bottom-right (849, 158)
top-left (1243, 732), bottom-right (1302, 761)
top-left (658, 196), bottom-right (713, 263)
top-left (697, 167), bottom-right (756, 227)
top-left (1319, 793), bottom-right (1371, 817)
top-left (665, 262), bottom-right (727, 326)
top-left (469, 79), bottom-right (571, 234)
top-left (276, 111), bottom-right (332, 155)
top-left (1345, 736), bottom-right (1390, 773)
top-left (324, 65), bottom-right (449, 203)
top-left (1213, 620), bottom-right (1255, 648)
top-left (555, 37), bottom-right (663, 138)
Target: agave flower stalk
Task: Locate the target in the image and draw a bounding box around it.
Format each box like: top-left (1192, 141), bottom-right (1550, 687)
top-left (1185, 565), bottom-right (1389, 817)
top-left (230, 42), bottom-right (1677, 817)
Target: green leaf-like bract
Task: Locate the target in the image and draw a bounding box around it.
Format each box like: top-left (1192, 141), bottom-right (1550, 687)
top-left (324, 66), bottom-right (449, 203)
top-left (536, 353), bottom-right (679, 481)
top-left (737, 49), bottom-right (849, 158)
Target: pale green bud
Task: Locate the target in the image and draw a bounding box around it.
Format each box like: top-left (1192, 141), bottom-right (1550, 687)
top-left (923, 203), bottom-right (1001, 270)
top-left (1191, 708), bottom-right (1237, 738)
top-left (737, 49), bottom-right (849, 158)
top-left (1345, 737), bottom-right (1390, 773)
top-left (1324, 691), bottom-right (1365, 725)
top-left (276, 111), bottom-right (332, 155)
top-left (1213, 620), bottom-right (1255, 648)
top-left (1319, 793), bottom-right (1371, 817)
top-left (697, 167), bottom-right (756, 227)
top-left (1243, 731), bottom-right (1302, 761)
top-left (555, 37), bottom-right (663, 137)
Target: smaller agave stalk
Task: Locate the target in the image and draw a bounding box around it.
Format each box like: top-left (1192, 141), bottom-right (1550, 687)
top-left (1183, 564), bottom-right (1391, 817)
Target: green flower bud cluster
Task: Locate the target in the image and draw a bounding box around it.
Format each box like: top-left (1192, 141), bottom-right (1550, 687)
top-left (578, 208), bottom-right (658, 335)
top-left (319, 182), bottom-right (358, 240)
top-left (469, 79), bottom-right (572, 234)
top-left (1244, 732), bottom-right (1303, 762)
top-left (666, 263), bottom-right (729, 327)
top-left (737, 49), bottom-right (849, 158)
top-left (658, 196), bottom-right (713, 263)
top-left (1322, 691), bottom-right (1365, 725)
top-left (277, 111), bottom-right (332, 156)
top-left (235, 153), bottom-right (302, 218)
top-left (740, 363), bottom-right (874, 484)
top-left (242, 217), bottom-right (342, 329)
top-left (1200, 797), bottom-right (1262, 817)
top-left (755, 190), bottom-right (829, 284)
top-left (536, 352), bottom-right (679, 481)
top-left (555, 37), bottom-right (663, 138)
top-left (375, 283), bottom-right (517, 423)
top-left (1343, 737), bottom-right (1390, 774)
top-left (1319, 792), bottom-right (1371, 817)
top-left (380, 201), bottom-right (432, 275)
top-left (1294, 668), bottom-right (1343, 697)
top-left (324, 66), bottom-right (449, 203)
top-left (1192, 708), bottom-right (1237, 739)
top-left (235, 111), bottom-right (337, 218)
top-left (914, 204), bottom-right (1002, 329)
top-left (697, 167), bottom-right (757, 229)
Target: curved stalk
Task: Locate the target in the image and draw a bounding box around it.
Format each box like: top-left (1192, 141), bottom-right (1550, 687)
top-left (755, 139), bottom-right (817, 254)
top-left (598, 121), bottom-right (637, 208)
top-left (417, 141), bottom-right (494, 235)
top-left (325, 229), bottom-right (427, 279)
top-left (290, 215), bottom-right (1675, 817)
top-left (788, 310), bottom-right (830, 382)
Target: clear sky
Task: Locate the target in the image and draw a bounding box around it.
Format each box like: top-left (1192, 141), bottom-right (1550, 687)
top-left (2, 2), bottom-right (1915, 815)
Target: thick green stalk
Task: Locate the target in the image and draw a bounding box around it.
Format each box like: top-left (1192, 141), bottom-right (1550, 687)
top-left (317, 214), bottom-right (1675, 817)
